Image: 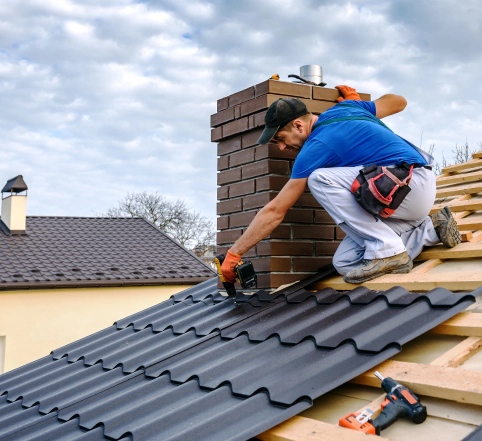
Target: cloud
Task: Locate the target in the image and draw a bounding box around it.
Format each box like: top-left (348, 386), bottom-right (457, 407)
top-left (0, 0), bottom-right (481, 221)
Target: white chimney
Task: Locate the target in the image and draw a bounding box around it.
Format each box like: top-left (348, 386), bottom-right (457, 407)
top-left (1, 175), bottom-right (28, 234)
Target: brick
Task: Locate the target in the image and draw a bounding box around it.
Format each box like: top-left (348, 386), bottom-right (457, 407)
top-left (229, 180), bottom-right (255, 198)
top-left (293, 225), bottom-right (334, 240)
top-left (223, 117), bottom-right (249, 138)
top-left (255, 80), bottom-right (312, 99)
top-left (217, 155), bottom-right (229, 171)
top-left (243, 192), bottom-right (277, 210)
top-left (242, 128), bottom-right (264, 148)
top-left (217, 168), bottom-right (241, 185)
top-left (217, 216), bottom-right (229, 230)
top-left (249, 111), bottom-right (266, 130)
top-left (316, 241), bottom-right (341, 256)
top-left (244, 246), bottom-right (257, 258)
top-left (293, 257), bottom-right (332, 272)
top-left (217, 198), bottom-right (242, 215)
top-left (216, 245), bottom-right (229, 256)
top-left (312, 86), bottom-right (370, 102)
top-left (211, 107), bottom-right (235, 127)
top-left (230, 149), bottom-right (255, 167)
top-left (257, 241), bottom-right (313, 256)
top-left (266, 225), bottom-right (291, 239)
top-left (255, 144), bottom-right (298, 161)
top-left (217, 229), bottom-right (243, 245)
top-left (314, 210), bottom-right (336, 224)
top-left (249, 257), bottom-right (291, 272)
top-left (229, 211), bottom-right (257, 228)
top-left (228, 86), bottom-right (255, 107)
top-left (217, 96), bottom-right (229, 112)
top-left (240, 94), bottom-right (280, 117)
top-left (294, 193), bottom-right (320, 208)
top-left (284, 208), bottom-right (313, 223)
top-left (242, 159), bottom-right (290, 180)
top-left (307, 99), bottom-right (335, 115)
top-left (256, 175), bottom-right (290, 192)
top-left (217, 186), bottom-right (229, 200)
top-left (218, 137), bottom-right (241, 156)
top-left (336, 227), bottom-right (346, 240)
top-left (234, 105), bottom-right (241, 119)
top-left (211, 126), bottom-right (222, 142)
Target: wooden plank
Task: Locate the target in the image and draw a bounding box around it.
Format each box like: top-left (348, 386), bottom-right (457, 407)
top-left (351, 360), bottom-right (482, 405)
top-left (436, 170), bottom-right (482, 187)
top-left (461, 232), bottom-right (474, 242)
top-left (430, 337), bottom-right (482, 368)
top-left (257, 415), bottom-right (391, 441)
top-left (442, 159), bottom-right (482, 175)
top-left (430, 199), bottom-right (482, 215)
top-left (410, 259), bottom-right (443, 274)
top-left (311, 272), bottom-right (482, 292)
top-left (457, 217), bottom-right (482, 230)
top-left (472, 151), bottom-right (482, 159)
top-left (417, 242), bottom-right (482, 260)
top-left (469, 231), bottom-right (482, 243)
top-left (357, 335), bottom-right (482, 420)
top-left (454, 210), bottom-right (474, 220)
top-left (436, 182), bottom-right (482, 198)
top-left (430, 312), bottom-right (482, 337)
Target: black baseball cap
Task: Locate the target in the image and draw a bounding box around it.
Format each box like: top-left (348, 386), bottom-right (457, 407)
top-left (257, 98), bottom-right (309, 145)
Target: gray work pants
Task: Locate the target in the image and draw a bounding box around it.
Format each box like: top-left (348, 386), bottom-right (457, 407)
top-left (307, 166), bottom-right (439, 275)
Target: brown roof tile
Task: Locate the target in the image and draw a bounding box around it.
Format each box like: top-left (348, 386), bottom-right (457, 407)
top-left (0, 217), bottom-right (215, 290)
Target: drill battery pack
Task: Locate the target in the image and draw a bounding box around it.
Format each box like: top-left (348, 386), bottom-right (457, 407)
top-left (234, 260), bottom-right (257, 289)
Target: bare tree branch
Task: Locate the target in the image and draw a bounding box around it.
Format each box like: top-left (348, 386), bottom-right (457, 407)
top-left (103, 192), bottom-right (215, 255)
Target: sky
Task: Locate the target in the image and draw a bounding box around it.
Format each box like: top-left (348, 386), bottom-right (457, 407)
top-left (1, 0), bottom-right (481, 221)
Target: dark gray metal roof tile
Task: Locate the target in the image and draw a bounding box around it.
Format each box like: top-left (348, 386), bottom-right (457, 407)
top-left (58, 375), bottom-right (309, 441)
top-left (0, 277), bottom-right (478, 441)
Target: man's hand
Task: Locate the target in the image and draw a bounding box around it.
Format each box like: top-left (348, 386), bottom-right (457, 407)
top-left (221, 249), bottom-right (242, 283)
top-left (335, 85), bottom-right (361, 102)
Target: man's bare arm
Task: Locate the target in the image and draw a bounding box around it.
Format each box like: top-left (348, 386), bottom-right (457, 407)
top-left (374, 94), bottom-right (407, 119)
top-left (230, 177), bottom-right (308, 255)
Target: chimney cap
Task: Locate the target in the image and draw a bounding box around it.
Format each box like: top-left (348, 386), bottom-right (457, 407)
top-left (2, 175), bottom-right (28, 194)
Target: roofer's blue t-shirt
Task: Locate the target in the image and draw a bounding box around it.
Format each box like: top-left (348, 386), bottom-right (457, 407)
top-left (290, 100), bottom-right (427, 179)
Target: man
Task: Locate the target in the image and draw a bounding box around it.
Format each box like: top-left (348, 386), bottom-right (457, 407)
top-left (221, 85), bottom-right (461, 284)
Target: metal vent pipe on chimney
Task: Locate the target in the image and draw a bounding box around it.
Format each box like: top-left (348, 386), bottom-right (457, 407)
top-left (299, 65), bottom-right (324, 86)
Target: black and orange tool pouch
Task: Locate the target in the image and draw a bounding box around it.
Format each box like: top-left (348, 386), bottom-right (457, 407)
top-left (350, 162), bottom-right (413, 218)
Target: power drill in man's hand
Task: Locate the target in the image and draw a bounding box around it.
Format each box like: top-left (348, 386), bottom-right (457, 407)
top-left (213, 254), bottom-right (257, 306)
top-left (339, 371), bottom-right (427, 435)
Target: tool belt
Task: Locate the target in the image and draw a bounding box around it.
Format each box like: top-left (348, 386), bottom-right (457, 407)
top-left (350, 162), bottom-right (414, 218)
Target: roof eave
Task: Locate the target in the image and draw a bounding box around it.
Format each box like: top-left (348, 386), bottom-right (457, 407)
top-left (0, 276), bottom-right (215, 291)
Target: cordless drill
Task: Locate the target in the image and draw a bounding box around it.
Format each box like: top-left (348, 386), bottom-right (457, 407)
top-left (339, 371), bottom-right (427, 435)
top-left (213, 254), bottom-right (257, 306)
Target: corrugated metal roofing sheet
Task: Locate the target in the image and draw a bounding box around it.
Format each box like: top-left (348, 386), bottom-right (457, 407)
top-left (0, 217), bottom-right (215, 290)
top-left (0, 274), bottom-right (479, 441)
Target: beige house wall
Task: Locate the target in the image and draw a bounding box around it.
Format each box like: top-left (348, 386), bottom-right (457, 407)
top-left (0, 284), bottom-right (193, 373)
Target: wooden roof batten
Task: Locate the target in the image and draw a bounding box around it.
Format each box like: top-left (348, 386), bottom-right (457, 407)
top-left (259, 151), bottom-right (482, 440)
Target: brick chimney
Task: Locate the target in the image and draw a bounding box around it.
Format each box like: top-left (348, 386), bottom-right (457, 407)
top-left (212, 80), bottom-right (370, 290)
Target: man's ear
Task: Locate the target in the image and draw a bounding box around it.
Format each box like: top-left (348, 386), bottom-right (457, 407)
top-left (293, 119), bottom-right (304, 132)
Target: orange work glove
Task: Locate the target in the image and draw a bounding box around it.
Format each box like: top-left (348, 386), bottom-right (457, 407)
top-left (221, 249), bottom-right (242, 284)
top-left (335, 85), bottom-right (361, 102)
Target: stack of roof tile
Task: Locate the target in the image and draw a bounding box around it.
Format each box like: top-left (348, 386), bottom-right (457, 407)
top-left (0, 274), bottom-right (478, 440)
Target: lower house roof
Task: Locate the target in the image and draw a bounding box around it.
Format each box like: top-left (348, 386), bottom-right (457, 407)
top-left (0, 216), bottom-right (215, 290)
top-left (1, 270), bottom-right (479, 440)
